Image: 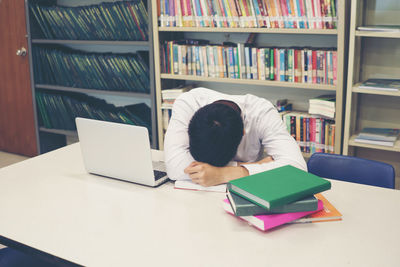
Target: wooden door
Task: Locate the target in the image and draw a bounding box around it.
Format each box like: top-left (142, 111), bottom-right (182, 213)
top-left (0, 0), bottom-right (38, 156)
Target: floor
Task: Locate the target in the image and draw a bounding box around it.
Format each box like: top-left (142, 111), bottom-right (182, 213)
top-left (0, 151), bottom-right (29, 249)
top-left (0, 151), bottom-right (29, 169)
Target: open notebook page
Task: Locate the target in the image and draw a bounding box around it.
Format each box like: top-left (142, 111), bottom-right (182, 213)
top-left (174, 180), bottom-right (226, 193)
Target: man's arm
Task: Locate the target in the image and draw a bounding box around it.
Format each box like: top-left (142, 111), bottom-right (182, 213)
top-left (164, 95), bottom-right (197, 180)
top-left (184, 162), bottom-right (249, 187)
top-left (243, 107), bottom-right (307, 175)
top-left (184, 156), bottom-right (275, 187)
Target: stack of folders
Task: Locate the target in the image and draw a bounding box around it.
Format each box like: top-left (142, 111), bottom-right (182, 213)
top-left (224, 165), bottom-right (342, 232)
top-left (354, 128), bottom-right (400, 147)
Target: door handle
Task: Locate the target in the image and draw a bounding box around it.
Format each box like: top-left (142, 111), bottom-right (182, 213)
top-left (16, 47), bottom-right (27, 57)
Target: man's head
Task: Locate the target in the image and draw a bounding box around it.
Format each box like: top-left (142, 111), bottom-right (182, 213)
top-left (188, 100), bottom-right (244, 167)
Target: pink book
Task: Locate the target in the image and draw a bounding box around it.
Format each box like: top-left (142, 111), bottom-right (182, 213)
top-left (299, 0), bottom-right (307, 28)
top-left (310, 117), bottom-right (316, 154)
top-left (332, 51), bottom-right (337, 85)
top-left (223, 198), bottom-right (323, 231)
top-left (316, 0), bottom-right (323, 29)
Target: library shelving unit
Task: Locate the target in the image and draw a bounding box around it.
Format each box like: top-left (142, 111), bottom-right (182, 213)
top-left (151, 0), bottom-right (348, 159)
top-left (343, 0), bottom-right (400, 187)
top-left (25, 0), bottom-right (157, 153)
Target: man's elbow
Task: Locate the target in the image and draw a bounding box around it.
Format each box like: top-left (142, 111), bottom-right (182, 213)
top-left (166, 164), bottom-right (189, 181)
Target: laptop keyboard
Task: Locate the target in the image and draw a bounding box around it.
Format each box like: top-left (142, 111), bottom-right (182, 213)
top-left (154, 170), bottom-right (167, 181)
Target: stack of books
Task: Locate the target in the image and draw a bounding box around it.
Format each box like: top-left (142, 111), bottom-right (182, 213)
top-left (223, 165), bottom-right (342, 231)
top-left (161, 85), bottom-right (193, 108)
top-left (275, 99), bottom-right (292, 112)
top-left (354, 127), bottom-right (400, 147)
top-left (358, 79), bottom-right (400, 92)
top-left (161, 85), bottom-right (193, 131)
top-left (308, 94), bottom-right (336, 119)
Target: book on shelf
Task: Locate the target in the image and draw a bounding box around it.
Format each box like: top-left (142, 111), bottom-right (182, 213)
top-left (158, 0), bottom-right (338, 29)
top-left (353, 138), bottom-right (396, 147)
top-left (275, 99), bottom-right (293, 112)
top-left (227, 190), bottom-right (318, 216)
top-left (291, 193), bottom-right (342, 223)
top-left (356, 128), bottom-right (400, 142)
top-left (308, 94), bottom-right (336, 119)
top-left (354, 127), bottom-right (400, 147)
top-left (222, 198), bottom-right (324, 231)
top-left (358, 79), bottom-right (400, 92)
top-left (161, 85), bottom-right (193, 102)
top-left (161, 108), bottom-right (172, 132)
top-left (33, 46), bottom-right (150, 93)
top-left (281, 111), bottom-right (335, 154)
top-left (161, 40), bottom-right (337, 86)
top-left (227, 165), bottom-right (331, 209)
top-left (357, 25), bottom-right (400, 32)
top-left (35, 91), bottom-right (152, 136)
top-left (30, 0), bottom-right (149, 41)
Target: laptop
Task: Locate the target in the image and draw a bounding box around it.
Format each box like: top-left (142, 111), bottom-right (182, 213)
top-left (75, 117), bottom-right (169, 187)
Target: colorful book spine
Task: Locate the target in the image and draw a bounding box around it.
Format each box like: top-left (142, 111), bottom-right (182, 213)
top-left (223, 198), bottom-right (324, 231)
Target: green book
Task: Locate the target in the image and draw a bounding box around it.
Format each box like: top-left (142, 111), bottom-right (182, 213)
top-left (227, 190), bottom-right (318, 216)
top-left (227, 165), bottom-right (331, 209)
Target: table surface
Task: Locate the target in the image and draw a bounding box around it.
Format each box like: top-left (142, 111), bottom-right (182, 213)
top-left (0, 143), bottom-right (399, 267)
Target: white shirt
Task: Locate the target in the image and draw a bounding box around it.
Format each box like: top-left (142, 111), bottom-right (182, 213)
top-left (164, 88), bottom-right (307, 180)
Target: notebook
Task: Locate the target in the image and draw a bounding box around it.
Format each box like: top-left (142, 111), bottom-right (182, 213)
top-left (76, 117), bottom-right (169, 187)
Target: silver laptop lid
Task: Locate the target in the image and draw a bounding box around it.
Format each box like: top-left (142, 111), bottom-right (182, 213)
top-left (76, 117), bottom-right (156, 186)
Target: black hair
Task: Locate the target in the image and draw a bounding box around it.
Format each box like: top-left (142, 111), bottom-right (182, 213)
top-left (188, 101), bottom-right (244, 167)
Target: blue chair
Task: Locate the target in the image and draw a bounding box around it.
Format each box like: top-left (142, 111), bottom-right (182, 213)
top-left (307, 153), bottom-right (395, 189)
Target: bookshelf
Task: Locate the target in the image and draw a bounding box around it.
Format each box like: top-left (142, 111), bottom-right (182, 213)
top-left (152, 0), bottom-right (348, 159)
top-left (343, 0), bottom-right (400, 188)
top-left (25, 0), bottom-right (158, 153)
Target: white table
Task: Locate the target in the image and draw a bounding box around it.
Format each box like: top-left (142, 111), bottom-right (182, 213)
top-left (0, 143), bottom-right (399, 267)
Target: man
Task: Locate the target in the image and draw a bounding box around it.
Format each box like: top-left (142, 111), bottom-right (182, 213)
top-left (164, 87), bottom-right (306, 187)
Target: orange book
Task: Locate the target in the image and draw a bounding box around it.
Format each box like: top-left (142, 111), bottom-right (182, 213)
top-left (266, 0), bottom-right (277, 28)
top-left (292, 193), bottom-right (342, 223)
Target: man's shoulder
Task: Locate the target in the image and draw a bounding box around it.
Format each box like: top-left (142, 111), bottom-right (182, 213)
top-left (243, 94), bottom-right (275, 112)
top-left (176, 87), bottom-right (220, 103)
top-left (187, 87), bottom-right (217, 95)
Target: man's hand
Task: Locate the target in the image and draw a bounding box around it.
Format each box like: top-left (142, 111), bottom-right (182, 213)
top-left (184, 161), bottom-right (249, 187)
top-left (184, 162), bottom-right (223, 187)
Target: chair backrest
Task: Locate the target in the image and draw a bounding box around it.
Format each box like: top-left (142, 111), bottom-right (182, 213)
top-left (307, 153), bottom-right (395, 189)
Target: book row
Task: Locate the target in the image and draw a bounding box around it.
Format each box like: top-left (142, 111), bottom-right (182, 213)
top-left (161, 40), bottom-right (337, 85)
top-left (30, 0), bottom-right (148, 41)
top-left (33, 46), bottom-right (150, 93)
top-left (36, 91), bottom-right (152, 136)
top-left (281, 111), bottom-right (335, 154)
top-left (159, 0), bottom-right (337, 29)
